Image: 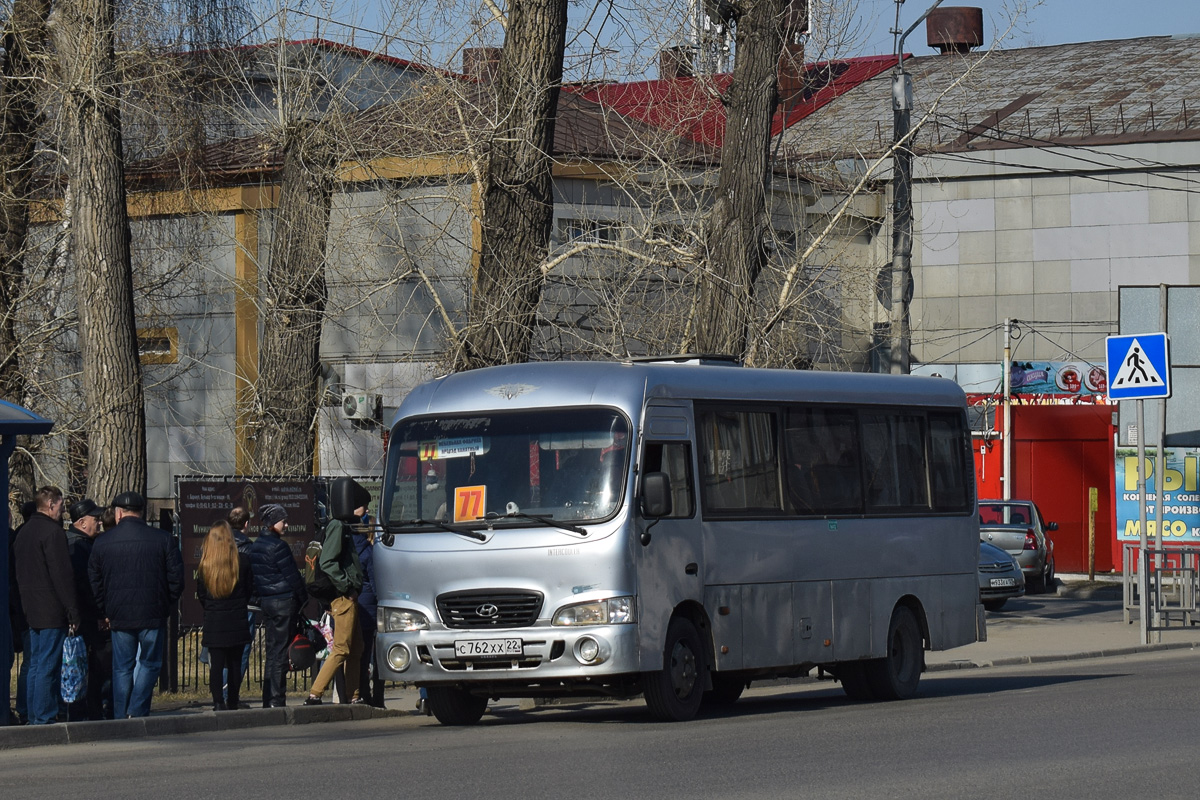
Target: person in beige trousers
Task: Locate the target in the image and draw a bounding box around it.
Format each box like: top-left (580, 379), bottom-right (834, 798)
top-left (304, 478), bottom-right (371, 705)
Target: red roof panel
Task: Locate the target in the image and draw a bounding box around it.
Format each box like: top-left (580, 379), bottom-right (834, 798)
top-left (571, 54), bottom-right (897, 148)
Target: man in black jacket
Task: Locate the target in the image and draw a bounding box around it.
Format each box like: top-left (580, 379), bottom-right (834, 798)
top-left (249, 503), bottom-right (304, 707)
top-left (64, 499), bottom-right (112, 720)
top-left (88, 492), bottom-right (183, 718)
top-left (14, 486), bottom-right (79, 725)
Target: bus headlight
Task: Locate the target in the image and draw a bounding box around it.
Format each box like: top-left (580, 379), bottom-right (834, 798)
top-left (552, 596), bottom-right (636, 626)
top-left (378, 607), bottom-right (430, 632)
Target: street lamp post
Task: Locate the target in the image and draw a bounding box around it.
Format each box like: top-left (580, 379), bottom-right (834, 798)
top-left (888, 0), bottom-right (943, 375)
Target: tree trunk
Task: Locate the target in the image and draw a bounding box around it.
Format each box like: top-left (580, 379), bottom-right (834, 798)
top-left (0, 0), bottom-right (52, 503)
top-left (51, 0), bottom-right (147, 502)
top-left (694, 0), bottom-right (789, 360)
top-left (453, 0), bottom-right (568, 371)
top-left (251, 121), bottom-right (336, 477)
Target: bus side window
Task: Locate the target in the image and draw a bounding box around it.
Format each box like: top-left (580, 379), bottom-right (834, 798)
top-left (860, 412), bottom-right (929, 511)
top-left (928, 414), bottom-right (971, 512)
top-left (697, 409), bottom-right (781, 514)
top-left (784, 407), bottom-right (862, 515)
top-left (642, 442), bottom-right (695, 518)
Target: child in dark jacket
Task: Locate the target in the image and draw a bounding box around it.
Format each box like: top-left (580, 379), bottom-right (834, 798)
top-left (197, 520), bottom-right (255, 711)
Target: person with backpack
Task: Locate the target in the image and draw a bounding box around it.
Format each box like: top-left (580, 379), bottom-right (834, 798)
top-left (197, 520), bottom-right (254, 711)
top-left (248, 504), bottom-right (304, 708)
top-left (304, 478), bottom-right (368, 705)
top-left (333, 510), bottom-right (381, 706)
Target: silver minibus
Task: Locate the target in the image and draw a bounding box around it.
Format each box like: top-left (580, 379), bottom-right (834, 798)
top-left (374, 357), bottom-right (982, 723)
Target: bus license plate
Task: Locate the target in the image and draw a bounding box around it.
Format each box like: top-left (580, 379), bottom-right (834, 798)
top-left (454, 638), bottom-right (523, 658)
top-left (990, 578), bottom-right (1016, 588)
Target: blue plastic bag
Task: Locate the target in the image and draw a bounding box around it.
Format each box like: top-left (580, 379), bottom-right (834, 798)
top-left (61, 634), bottom-right (88, 704)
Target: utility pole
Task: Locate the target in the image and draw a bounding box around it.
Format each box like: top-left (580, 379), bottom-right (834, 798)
top-left (888, 0), bottom-right (943, 374)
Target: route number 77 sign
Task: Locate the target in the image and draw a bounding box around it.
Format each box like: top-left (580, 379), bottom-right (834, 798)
top-left (454, 485), bottom-right (487, 522)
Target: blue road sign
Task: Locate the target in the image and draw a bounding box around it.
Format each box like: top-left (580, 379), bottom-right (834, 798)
top-left (1106, 333), bottom-right (1171, 400)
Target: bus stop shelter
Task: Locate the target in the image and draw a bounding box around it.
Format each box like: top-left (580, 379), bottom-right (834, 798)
top-left (0, 399), bottom-right (54, 725)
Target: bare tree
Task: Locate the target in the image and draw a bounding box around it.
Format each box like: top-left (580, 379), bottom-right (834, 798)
top-left (693, 0), bottom-right (797, 360)
top-left (453, 0), bottom-right (568, 370)
top-left (0, 0), bottom-right (52, 500)
top-left (49, 0), bottom-right (147, 500)
top-left (250, 120), bottom-right (338, 476)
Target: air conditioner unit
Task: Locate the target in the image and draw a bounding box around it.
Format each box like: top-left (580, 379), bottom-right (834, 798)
top-left (341, 393), bottom-right (373, 421)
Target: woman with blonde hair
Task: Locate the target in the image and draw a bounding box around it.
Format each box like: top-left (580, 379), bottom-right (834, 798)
top-left (198, 520), bottom-right (255, 710)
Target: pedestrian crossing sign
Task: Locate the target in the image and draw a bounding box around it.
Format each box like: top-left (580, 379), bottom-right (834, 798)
top-left (1106, 333), bottom-right (1170, 400)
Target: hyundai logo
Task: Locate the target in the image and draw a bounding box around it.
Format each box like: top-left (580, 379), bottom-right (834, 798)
top-left (476, 603), bottom-right (500, 618)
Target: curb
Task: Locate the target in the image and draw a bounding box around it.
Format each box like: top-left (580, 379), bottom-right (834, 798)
top-left (0, 704), bottom-right (406, 752)
top-left (927, 639), bottom-right (1199, 672)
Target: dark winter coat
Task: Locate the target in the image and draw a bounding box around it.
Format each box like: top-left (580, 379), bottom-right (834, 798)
top-left (14, 512), bottom-right (79, 630)
top-left (352, 529), bottom-right (376, 619)
top-left (233, 529), bottom-right (252, 556)
top-left (197, 552), bottom-right (254, 648)
top-left (89, 515), bottom-right (184, 630)
top-left (7, 526), bottom-right (27, 642)
top-left (65, 526), bottom-right (102, 624)
top-left (249, 530), bottom-right (304, 601)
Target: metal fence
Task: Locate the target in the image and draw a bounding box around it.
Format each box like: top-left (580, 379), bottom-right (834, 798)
top-left (1122, 543), bottom-right (1200, 630)
top-left (171, 624), bottom-right (317, 696)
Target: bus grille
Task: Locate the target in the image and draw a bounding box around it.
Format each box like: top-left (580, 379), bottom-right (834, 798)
top-left (437, 590), bottom-right (544, 629)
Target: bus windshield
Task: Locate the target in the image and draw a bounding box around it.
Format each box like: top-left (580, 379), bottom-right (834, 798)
top-left (384, 407), bottom-right (630, 529)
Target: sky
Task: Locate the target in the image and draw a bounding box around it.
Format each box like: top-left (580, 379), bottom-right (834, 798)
top-left (854, 1), bottom-right (1200, 56)
top-left (272, 1), bottom-right (1200, 77)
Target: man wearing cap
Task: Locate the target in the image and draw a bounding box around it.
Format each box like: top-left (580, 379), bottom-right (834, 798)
top-left (64, 499), bottom-right (112, 720)
top-left (88, 491), bottom-right (184, 718)
top-left (14, 486), bottom-right (79, 725)
top-left (249, 503), bottom-right (304, 707)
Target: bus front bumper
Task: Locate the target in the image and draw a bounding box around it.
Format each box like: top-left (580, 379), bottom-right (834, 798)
top-left (375, 624), bottom-right (642, 685)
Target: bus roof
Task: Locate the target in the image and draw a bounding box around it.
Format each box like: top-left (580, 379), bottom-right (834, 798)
top-left (393, 360), bottom-right (967, 424)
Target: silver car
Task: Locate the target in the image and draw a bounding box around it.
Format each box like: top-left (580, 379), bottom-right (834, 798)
top-left (978, 500), bottom-right (1057, 593)
top-left (978, 540), bottom-right (1025, 611)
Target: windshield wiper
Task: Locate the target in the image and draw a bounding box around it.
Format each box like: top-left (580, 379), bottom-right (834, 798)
top-left (385, 519), bottom-right (487, 542)
top-left (485, 511), bottom-right (588, 536)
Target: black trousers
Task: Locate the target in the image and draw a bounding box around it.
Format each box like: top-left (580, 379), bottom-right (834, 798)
top-left (259, 595), bottom-right (297, 707)
top-left (207, 645), bottom-right (244, 709)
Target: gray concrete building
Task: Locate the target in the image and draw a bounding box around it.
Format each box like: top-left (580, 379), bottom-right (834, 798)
top-left (781, 33), bottom-right (1200, 385)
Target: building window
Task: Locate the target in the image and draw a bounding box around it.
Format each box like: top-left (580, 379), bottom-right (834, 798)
top-left (138, 327), bottom-right (178, 364)
top-left (558, 218), bottom-right (619, 245)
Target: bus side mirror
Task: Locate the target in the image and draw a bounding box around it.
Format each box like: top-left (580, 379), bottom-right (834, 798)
top-left (642, 472), bottom-right (672, 519)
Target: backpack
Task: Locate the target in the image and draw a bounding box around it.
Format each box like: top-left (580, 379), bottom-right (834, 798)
top-left (304, 540), bottom-right (338, 602)
top-left (288, 618), bottom-right (323, 671)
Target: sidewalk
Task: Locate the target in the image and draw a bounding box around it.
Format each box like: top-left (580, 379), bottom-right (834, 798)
top-left (4, 577), bottom-right (1198, 750)
top-left (928, 575), bottom-right (1200, 670)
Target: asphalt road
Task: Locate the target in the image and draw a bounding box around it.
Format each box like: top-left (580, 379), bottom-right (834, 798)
top-left (5, 647), bottom-right (1199, 799)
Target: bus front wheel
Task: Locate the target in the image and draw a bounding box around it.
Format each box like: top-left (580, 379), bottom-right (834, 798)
top-left (425, 686), bottom-right (488, 725)
top-left (864, 605), bottom-right (923, 701)
top-left (644, 617), bottom-right (707, 721)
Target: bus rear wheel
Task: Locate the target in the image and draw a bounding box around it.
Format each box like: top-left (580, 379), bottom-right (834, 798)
top-left (644, 617), bottom-right (707, 721)
top-left (425, 686), bottom-right (488, 725)
top-left (864, 605), bottom-right (923, 701)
